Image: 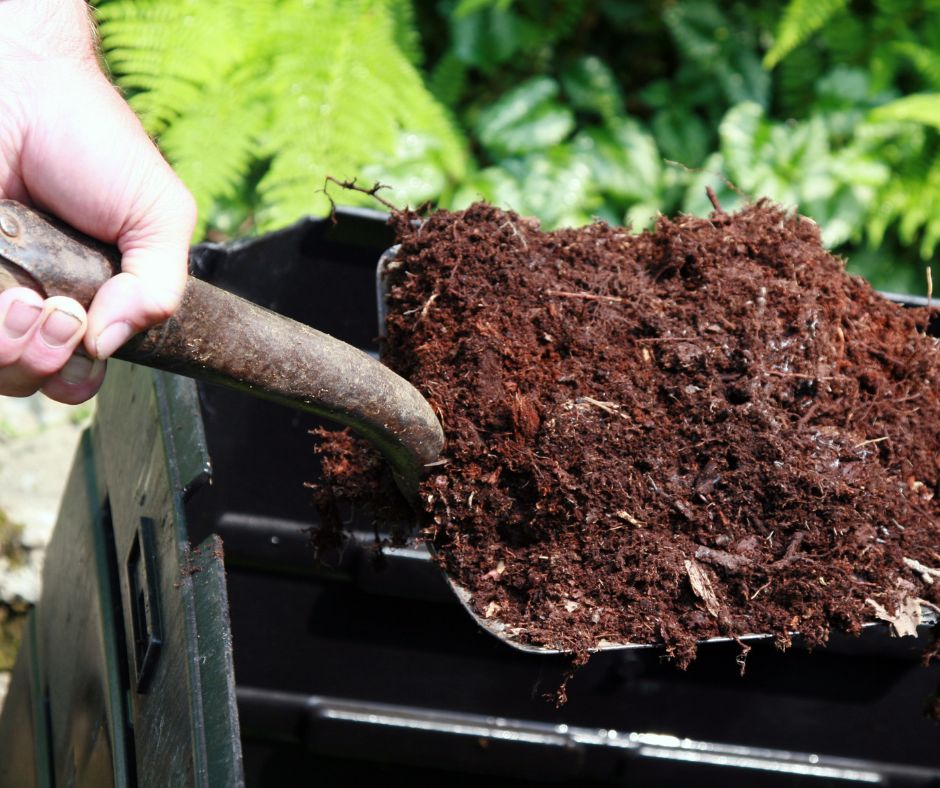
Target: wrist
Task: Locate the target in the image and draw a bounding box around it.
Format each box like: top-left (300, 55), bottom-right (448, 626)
top-left (0, 0), bottom-right (97, 64)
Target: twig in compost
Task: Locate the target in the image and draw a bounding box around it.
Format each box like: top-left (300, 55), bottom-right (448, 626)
top-left (499, 219), bottom-right (529, 249)
top-left (706, 186), bottom-right (723, 214)
top-left (695, 545), bottom-right (754, 573)
top-left (546, 289), bottom-right (624, 303)
top-left (770, 532), bottom-right (806, 569)
top-left (404, 291), bottom-right (440, 319)
top-left (664, 161), bottom-right (750, 201)
top-left (928, 266), bottom-right (933, 313)
top-left (574, 396), bottom-right (630, 420)
top-left (904, 557), bottom-right (940, 585)
top-left (764, 370), bottom-right (837, 381)
top-left (853, 436), bottom-right (889, 449)
top-left (750, 580), bottom-right (772, 600)
top-left (320, 176), bottom-right (400, 221)
top-left (615, 510), bottom-right (645, 527)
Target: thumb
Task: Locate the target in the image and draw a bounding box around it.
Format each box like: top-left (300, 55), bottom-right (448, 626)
top-left (85, 195), bottom-right (195, 360)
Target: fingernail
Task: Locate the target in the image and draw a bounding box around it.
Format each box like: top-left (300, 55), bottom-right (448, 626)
top-left (94, 321), bottom-right (134, 359)
top-left (39, 308), bottom-right (83, 347)
top-left (2, 300), bottom-right (41, 339)
top-left (59, 353), bottom-right (103, 385)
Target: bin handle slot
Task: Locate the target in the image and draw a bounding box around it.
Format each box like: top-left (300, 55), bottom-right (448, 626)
top-left (126, 517), bottom-right (163, 692)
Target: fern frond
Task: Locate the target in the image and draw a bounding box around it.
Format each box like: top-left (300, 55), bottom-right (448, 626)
top-left (98, 0), bottom-right (466, 236)
top-left (763, 0), bottom-right (848, 68)
top-left (871, 93), bottom-right (940, 129)
top-left (381, 0), bottom-right (423, 65)
top-left (663, 2), bottom-right (725, 66)
top-left (97, 0), bottom-right (260, 134)
top-left (255, 0), bottom-right (466, 228)
top-left (866, 135), bottom-right (940, 259)
top-left (159, 74), bottom-right (267, 236)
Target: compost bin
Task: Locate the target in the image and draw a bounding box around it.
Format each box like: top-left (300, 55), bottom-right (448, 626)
top-left (0, 207), bottom-right (938, 788)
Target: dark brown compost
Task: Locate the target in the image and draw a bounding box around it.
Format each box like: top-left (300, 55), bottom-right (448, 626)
top-left (315, 200), bottom-right (940, 668)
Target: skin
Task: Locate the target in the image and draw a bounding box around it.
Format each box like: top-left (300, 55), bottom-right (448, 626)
top-left (0, 0), bottom-right (195, 403)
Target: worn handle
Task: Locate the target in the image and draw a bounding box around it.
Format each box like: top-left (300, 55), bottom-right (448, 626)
top-left (0, 199), bottom-right (443, 501)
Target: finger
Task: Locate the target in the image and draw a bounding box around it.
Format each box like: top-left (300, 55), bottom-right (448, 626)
top-left (0, 287), bottom-right (44, 367)
top-left (85, 182), bottom-right (195, 360)
top-left (16, 72), bottom-right (196, 358)
top-left (0, 295), bottom-right (86, 396)
top-left (41, 351), bottom-right (106, 404)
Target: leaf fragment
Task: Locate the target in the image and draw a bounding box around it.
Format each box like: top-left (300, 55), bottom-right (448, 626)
top-left (865, 597), bottom-right (922, 638)
top-left (685, 559), bottom-right (721, 618)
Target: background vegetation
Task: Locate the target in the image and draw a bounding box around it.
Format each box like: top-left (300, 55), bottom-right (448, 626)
top-left (95, 0), bottom-right (940, 293)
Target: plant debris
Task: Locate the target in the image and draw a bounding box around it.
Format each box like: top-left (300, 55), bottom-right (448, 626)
top-left (315, 200), bottom-right (940, 671)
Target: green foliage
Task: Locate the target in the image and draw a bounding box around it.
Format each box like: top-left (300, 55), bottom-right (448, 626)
top-left (96, 0), bottom-right (467, 234)
top-left (96, 0), bottom-right (940, 292)
top-left (683, 99), bottom-right (892, 248)
top-left (872, 93), bottom-right (940, 129)
top-left (763, 0), bottom-right (848, 68)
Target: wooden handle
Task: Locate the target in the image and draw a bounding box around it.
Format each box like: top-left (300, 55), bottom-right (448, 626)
top-left (0, 199), bottom-right (442, 501)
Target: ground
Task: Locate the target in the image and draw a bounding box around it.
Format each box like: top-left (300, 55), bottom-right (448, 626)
top-left (0, 393), bottom-right (91, 713)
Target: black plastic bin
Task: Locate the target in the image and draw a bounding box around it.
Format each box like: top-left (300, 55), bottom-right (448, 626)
top-left (1, 208), bottom-right (939, 788)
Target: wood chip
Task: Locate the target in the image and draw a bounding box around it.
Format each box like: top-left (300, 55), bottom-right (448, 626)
top-left (615, 510), bottom-right (645, 527)
top-left (903, 556), bottom-right (940, 585)
top-left (685, 559), bottom-right (721, 618)
top-left (865, 597), bottom-right (921, 638)
top-left (694, 545), bottom-right (753, 573)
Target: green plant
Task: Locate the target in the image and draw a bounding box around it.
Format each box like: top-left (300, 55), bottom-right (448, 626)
top-left (761, 0), bottom-right (940, 284)
top-left (97, 0), bottom-right (467, 235)
top-left (96, 0), bottom-right (940, 292)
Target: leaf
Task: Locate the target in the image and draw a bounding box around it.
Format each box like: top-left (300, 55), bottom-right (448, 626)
top-left (764, 0), bottom-right (849, 68)
top-left (449, 3), bottom-right (523, 69)
top-left (560, 55), bottom-right (624, 121)
top-left (652, 108), bottom-right (710, 168)
top-left (475, 77), bottom-right (575, 157)
top-left (718, 102), bottom-right (765, 180)
top-left (815, 66), bottom-right (871, 108)
top-left (502, 147), bottom-right (597, 228)
top-left (571, 119), bottom-right (662, 205)
top-left (449, 167), bottom-right (525, 214)
top-left (360, 133), bottom-right (451, 208)
top-left (871, 93), bottom-right (940, 130)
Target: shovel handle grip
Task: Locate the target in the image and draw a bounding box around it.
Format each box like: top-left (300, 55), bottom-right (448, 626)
top-left (0, 199), bottom-right (443, 501)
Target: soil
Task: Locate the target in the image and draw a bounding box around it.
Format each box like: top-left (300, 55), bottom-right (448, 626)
top-left (315, 199), bottom-right (940, 669)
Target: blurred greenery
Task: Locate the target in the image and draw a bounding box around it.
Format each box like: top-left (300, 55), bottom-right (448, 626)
top-left (0, 508), bottom-right (26, 569)
top-left (94, 0), bottom-right (940, 293)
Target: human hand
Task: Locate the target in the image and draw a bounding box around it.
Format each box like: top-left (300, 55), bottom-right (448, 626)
top-left (0, 0), bottom-right (196, 404)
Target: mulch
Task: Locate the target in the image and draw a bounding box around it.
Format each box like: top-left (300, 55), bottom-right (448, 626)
top-left (315, 199), bottom-right (940, 673)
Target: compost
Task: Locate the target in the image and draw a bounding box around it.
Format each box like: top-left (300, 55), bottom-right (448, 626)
top-left (315, 199), bottom-right (940, 668)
